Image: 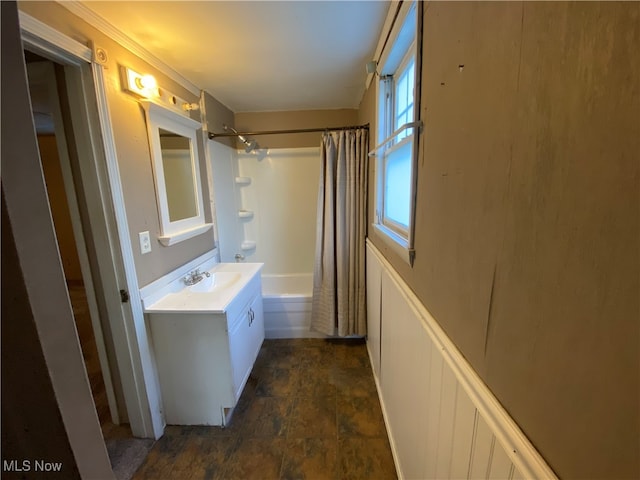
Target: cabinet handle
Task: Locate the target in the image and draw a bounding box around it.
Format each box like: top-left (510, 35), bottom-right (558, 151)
top-left (248, 308), bottom-right (254, 326)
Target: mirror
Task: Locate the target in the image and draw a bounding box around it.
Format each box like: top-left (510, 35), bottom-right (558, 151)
top-left (142, 100), bottom-right (211, 246)
top-left (159, 129), bottom-right (198, 221)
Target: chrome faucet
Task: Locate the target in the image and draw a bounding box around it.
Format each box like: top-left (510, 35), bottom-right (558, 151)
top-left (183, 268), bottom-right (211, 286)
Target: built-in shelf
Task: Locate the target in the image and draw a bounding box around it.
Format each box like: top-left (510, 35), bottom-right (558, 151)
top-left (237, 210), bottom-right (254, 219)
top-left (235, 176), bottom-right (251, 186)
top-left (157, 223), bottom-right (213, 247)
top-left (240, 241), bottom-right (256, 251)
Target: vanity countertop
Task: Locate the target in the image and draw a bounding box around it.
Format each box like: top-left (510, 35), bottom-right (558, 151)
top-left (143, 262), bottom-right (263, 314)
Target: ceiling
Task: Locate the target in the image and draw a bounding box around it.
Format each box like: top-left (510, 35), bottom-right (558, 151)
top-left (80, 1), bottom-right (390, 113)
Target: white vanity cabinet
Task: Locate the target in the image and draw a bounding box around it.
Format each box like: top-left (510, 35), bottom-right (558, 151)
top-left (148, 269), bottom-right (264, 426)
top-left (228, 292), bottom-right (264, 401)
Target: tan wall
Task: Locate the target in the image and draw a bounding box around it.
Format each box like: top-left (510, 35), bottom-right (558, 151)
top-left (204, 92), bottom-right (236, 149)
top-left (363, 2), bottom-right (639, 478)
top-left (235, 109), bottom-right (359, 149)
top-left (358, 82), bottom-right (377, 240)
top-left (18, 1), bottom-right (226, 287)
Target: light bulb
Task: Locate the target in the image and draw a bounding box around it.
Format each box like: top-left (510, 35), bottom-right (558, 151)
top-left (138, 74), bottom-right (157, 90)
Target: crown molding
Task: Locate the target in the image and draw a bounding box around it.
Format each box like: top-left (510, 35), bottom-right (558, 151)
top-left (58, 1), bottom-right (200, 97)
top-left (19, 10), bottom-right (92, 64)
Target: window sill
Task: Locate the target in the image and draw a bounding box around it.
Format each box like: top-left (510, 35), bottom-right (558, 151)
top-left (372, 223), bottom-right (413, 266)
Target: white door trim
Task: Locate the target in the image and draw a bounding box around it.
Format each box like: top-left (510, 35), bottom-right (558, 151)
top-left (19, 10), bottom-right (163, 438)
top-left (89, 61), bottom-right (164, 438)
top-left (27, 60), bottom-right (120, 425)
top-left (19, 10), bottom-right (92, 64)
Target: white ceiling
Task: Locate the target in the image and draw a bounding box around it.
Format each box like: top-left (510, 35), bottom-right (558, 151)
top-left (80, 1), bottom-right (389, 112)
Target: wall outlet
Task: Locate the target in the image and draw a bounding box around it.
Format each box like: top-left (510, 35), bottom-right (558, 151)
top-left (139, 231), bottom-right (151, 254)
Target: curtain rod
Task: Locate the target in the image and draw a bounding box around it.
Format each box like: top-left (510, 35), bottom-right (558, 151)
top-left (208, 123), bottom-right (369, 139)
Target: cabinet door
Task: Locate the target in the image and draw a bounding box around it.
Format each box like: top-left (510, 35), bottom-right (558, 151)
top-left (228, 294), bottom-right (265, 400)
top-left (247, 293), bottom-right (264, 356)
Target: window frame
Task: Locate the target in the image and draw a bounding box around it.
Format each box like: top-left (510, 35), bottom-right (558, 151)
top-left (372, 1), bottom-right (419, 264)
top-left (392, 48), bottom-right (416, 141)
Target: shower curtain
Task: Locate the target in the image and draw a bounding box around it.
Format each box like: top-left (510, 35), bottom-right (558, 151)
top-left (310, 128), bottom-right (368, 337)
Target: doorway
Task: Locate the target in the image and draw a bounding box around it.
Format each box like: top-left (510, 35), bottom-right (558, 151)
top-left (24, 50), bottom-right (155, 475)
top-left (25, 51), bottom-right (118, 427)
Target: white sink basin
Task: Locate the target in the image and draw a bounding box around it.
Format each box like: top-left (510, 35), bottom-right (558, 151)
top-left (187, 272), bottom-right (241, 293)
top-left (143, 262), bottom-right (263, 314)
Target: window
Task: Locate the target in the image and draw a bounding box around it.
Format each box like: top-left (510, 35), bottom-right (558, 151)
top-left (394, 55), bottom-right (415, 141)
top-left (373, 1), bottom-right (418, 263)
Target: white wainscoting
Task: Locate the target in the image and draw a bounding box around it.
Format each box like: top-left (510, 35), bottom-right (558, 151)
top-left (366, 240), bottom-right (556, 480)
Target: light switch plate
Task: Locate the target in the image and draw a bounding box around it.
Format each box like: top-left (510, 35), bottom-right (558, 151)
top-left (139, 231), bottom-right (151, 254)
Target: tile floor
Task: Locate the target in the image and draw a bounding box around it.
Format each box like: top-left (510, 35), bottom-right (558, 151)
top-left (133, 338), bottom-right (397, 480)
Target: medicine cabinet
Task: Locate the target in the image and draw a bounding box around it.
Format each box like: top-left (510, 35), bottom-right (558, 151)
top-left (142, 100), bottom-right (212, 246)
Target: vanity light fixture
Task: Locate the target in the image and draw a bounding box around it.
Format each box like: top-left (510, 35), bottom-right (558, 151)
top-left (182, 102), bottom-right (200, 112)
top-left (123, 67), bottom-right (160, 99)
top-left (121, 66), bottom-right (197, 115)
top-left (137, 74), bottom-right (157, 91)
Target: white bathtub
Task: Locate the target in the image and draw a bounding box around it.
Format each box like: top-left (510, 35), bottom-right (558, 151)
top-left (261, 274), bottom-right (324, 338)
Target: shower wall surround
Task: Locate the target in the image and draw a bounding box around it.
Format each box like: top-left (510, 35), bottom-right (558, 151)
top-left (209, 140), bottom-right (241, 263)
top-left (210, 142), bottom-right (320, 273)
top-left (210, 143), bottom-right (322, 337)
top-left (236, 147), bottom-right (320, 275)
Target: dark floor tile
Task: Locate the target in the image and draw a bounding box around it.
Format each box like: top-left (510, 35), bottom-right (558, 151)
top-left (154, 431), bottom-right (188, 454)
top-left (219, 437), bottom-right (285, 480)
top-left (295, 366), bottom-right (337, 397)
top-left (191, 436), bottom-right (239, 480)
top-left (186, 423), bottom-right (239, 438)
top-left (236, 396), bottom-right (292, 437)
top-left (133, 338), bottom-right (395, 480)
top-left (266, 338), bottom-right (327, 348)
top-left (221, 383), bottom-right (262, 435)
top-left (242, 369), bottom-right (260, 396)
top-left (332, 343), bottom-right (370, 369)
top-left (337, 394), bottom-right (387, 438)
top-left (292, 343), bottom-right (335, 367)
top-left (133, 434), bottom-right (187, 479)
top-left (330, 366), bottom-right (377, 397)
top-left (287, 395), bottom-right (337, 439)
top-left (158, 425), bottom-right (179, 437)
top-left (325, 337), bottom-right (366, 347)
top-left (167, 435), bottom-right (206, 478)
top-left (254, 345), bottom-right (300, 370)
top-left (337, 437), bottom-right (397, 480)
top-left (281, 438), bottom-right (338, 480)
top-left (255, 367), bottom-right (301, 397)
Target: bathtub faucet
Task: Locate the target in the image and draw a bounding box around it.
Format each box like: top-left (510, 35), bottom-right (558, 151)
top-left (183, 268), bottom-right (210, 286)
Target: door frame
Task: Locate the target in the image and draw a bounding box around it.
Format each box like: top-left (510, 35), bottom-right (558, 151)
top-left (18, 10), bottom-right (163, 439)
top-left (27, 60), bottom-right (120, 425)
